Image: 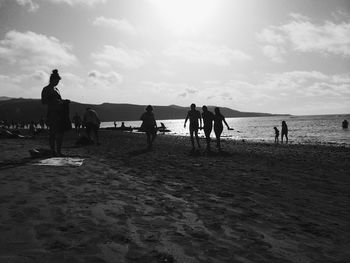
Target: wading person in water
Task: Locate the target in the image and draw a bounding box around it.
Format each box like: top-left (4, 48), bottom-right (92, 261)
top-left (281, 120), bottom-right (288, 144)
top-left (140, 105), bottom-right (157, 150)
top-left (213, 107), bottom-right (231, 151)
top-left (41, 69), bottom-right (70, 156)
top-left (201, 105), bottom-right (214, 151)
top-left (184, 103), bottom-right (202, 151)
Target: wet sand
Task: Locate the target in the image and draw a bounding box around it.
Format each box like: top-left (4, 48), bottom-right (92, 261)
top-left (0, 130), bottom-right (349, 263)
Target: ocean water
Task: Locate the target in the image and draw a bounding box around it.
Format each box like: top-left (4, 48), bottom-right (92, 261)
top-left (101, 114), bottom-right (350, 146)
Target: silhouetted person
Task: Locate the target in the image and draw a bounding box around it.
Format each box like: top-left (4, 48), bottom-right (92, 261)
top-left (213, 107), bottom-right (231, 151)
top-left (41, 69), bottom-right (70, 156)
top-left (114, 121), bottom-right (117, 128)
top-left (184, 103), bottom-right (202, 151)
top-left (72, 112), bottom-right (82, 135)
top-left (281, 120), bottom-right (288, 143)
top-left (201, 105), bottom-right (214, 151)
top-left (274, 127), bottom-right (279, 144)
top-left (140, 105), bottom-right (157, 150)
top-left (121, 122), bottom-right (126, 128)
top-left (342, 119), bottom-right (348, 129)
top-left (83, 107), bottom-right (101, 145)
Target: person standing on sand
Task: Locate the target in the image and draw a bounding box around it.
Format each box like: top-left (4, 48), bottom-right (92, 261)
top-left (281, 120), bottom-right (288, 143)
top-left (274, 126), bottom-right (279, 144)
top-left (41, 69), bottom-right (70, 156)
top-left (213, 107), bottom-right (232, 151)
top-left (184, 103), bottom-right (202, 151)
top-left (83, 107), bottom-right (101, 145)
top-left (202, 105), bottom-right (214, 151)
top-left (140, 105), bottom-right (157, 150)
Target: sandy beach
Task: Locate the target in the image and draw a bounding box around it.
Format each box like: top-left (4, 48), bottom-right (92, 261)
top-left (0, 129), bottom-right (349, 263)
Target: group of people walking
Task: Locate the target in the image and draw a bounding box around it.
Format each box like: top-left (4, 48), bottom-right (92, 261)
top-left (184, 103), bottom-right (232, 152)
top-left (139, 103), bottom-right (232, 152)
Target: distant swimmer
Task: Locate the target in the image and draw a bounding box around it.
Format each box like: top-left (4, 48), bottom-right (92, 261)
top-left (281, 120), bottom-right (288, 143)
top-left (184, 103), bottom-right (202, 151)
top-left (342, 119), bottom-right (348, 129)
top-left (274, 126), bottom-right (279, 144)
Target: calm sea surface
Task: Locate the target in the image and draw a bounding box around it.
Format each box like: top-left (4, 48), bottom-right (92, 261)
top-left (101, 114), bottom-right (350, 146)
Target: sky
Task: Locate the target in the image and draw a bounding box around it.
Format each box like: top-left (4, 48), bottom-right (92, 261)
top-left (0, 0), bottom-right (349, 115)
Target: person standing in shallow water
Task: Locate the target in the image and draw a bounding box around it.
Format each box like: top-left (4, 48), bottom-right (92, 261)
top-left (213, 107), bottom-right (231, 151)
top-left (201, 105), bottom-right (214, 151)
top-left (140, 105), bottom-right (157, 150)
top-left (41, 69), bottom-right (70, 156)
top-left (184, 103), bottom-right (202, 151)
top-left (281, 120), bottom-right (288, 143)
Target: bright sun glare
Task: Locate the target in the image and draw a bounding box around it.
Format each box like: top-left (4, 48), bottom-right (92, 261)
top-left (150, 0), bottom-right (219, 34)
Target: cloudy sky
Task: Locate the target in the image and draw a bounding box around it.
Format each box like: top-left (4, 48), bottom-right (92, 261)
top-left (0, 0), bottom-right (349, 115)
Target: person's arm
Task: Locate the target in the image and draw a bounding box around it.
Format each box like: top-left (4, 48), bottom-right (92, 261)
top-left (199, 112), bottom-right (202, 129)
top-left (184, 113), bottom-right (189, 128)
top-left (223, 116), bottom-right (232, 130)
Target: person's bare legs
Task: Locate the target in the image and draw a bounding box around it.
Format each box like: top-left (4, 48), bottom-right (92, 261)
top-left (195, 130), bottom-right (200, 148)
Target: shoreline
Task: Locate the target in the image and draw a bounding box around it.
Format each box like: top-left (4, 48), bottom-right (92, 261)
top-left (0, 130), bottom-right (349, 262)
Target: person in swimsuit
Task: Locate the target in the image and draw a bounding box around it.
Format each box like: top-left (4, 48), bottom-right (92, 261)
top-left (213, 107), bottom-right (231, 151)
top-left (184, 103), bottom-right (202, 151)
top-left (281, 120), bottom-right (288, 144)
top-left (274, 126), bottom-right (279, 144)
top-left (140, 105), bottom-right (157, 150)
top-left (41, 69), bottom-right (70, 156)
top-left (201, 105), bottom-right (214, 151)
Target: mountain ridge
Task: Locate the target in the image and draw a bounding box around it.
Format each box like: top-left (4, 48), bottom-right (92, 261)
top-left (0, 97), bottom-right (288, 122)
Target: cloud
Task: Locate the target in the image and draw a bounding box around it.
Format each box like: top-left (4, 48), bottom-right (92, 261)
top-left (11, 0), bottom-right (106, 11)
top-left (48, 0), bottom-right (106, 5)
top-left (140, 81), bottom-right (197, 98)
top-left (163, 40), bottom-right (252, 66)
top-left (93, 16), bottom-right (137, 35)
top-left (261, 45), bottom-right (286, 63)
top-left (91, 45), bottom-right (150, 69)
top-left (257, 14), bottom-right (350, 61)
top-left (87, 70), bottom-right (123, 87)
top-left (16, 0), bottom-right (39, 12)
top-left (0, 30), bottom-right (77, 70)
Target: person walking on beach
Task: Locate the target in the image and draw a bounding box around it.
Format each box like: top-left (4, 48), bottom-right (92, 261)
top-left (140, 105), bottom-right (157, 150)
top-left (281, 120), bottom-right (288, 143)
top-left (184, 103), bottom-right (202, 151)
top-left (213, 107), bottom-right (232, 151)
top-left (202, 105), bottom-right (214, 151)
top-left (72, 112), bottom-right (82, 135)
top-left (274, 127), bottom-right (279, 144)
top-left (41, 69), bottom-right (70, 156)
top-left (83, 107), bottom-right (101, 145)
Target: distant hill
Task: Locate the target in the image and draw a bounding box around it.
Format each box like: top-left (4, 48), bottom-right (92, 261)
top-left (0, 96), bottom-right (12, 101)
top-left (0, 98), bottom-right (281, 122)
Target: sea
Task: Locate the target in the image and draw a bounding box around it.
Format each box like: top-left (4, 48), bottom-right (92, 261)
top-left (100, 114), bottom-right (350, 147)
